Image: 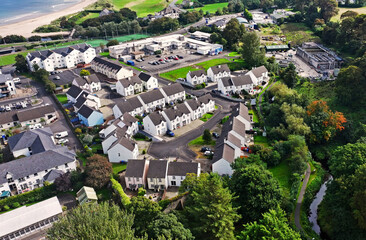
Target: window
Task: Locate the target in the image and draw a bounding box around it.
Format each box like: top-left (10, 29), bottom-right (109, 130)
top-left (172, 176), bottom-right (175, 179)
top-left (65, 163), bottom-right (68, 167)
top-left (45, 170), bottom-right (48, 173)
top-left (34, 173), bottom-right (38, 176)
top-left (159, 178), bottom-right (162, 182)
top-left (171, 181), bottom-right (176, 186)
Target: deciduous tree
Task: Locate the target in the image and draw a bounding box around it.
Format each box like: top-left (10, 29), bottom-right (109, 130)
top-left (240, 32), bottom-right (266, 69)
top-left (84, 154), bottom-right (112, 189)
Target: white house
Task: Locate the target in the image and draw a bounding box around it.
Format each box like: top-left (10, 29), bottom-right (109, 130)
top-left (125, 159), bottom-right (149, 190)
top-left (112, 96), bottom-right (144, 118)
top-left (129, 75), bottom-right (144, 93)
top-left (167, 162), bottom-right (200, 187)
top-left (0, 73), bottom-right (16, 97)
top-left (100, 113), bottom-right (138, 140)
top-left (184, 99), bottom-right (204, 120)
top-left (137, 89), bottom-right (165, 113)
top-left (186, 70), bottom-right (207, 85)
top-left (17, 105), bottom-right (57, 127)
top-left (138, 72), bottom-right (158, 90)
top-left (73, 93), bottom-right (101, 112)
top-left (26, 44), bottom-right (96, 72)
top-left (0, 112), bottom-right (18, 130)
top-left (217, 77), bottom-right (235, 95)
top-left (159, 83), bottom-right (186, 104)
top-left (143, 112), bottom-right (167, 136)
top-left (147, 160), bottom-right (169, 191)
top-left (72, 74), bottom-right (101, 93)
top-left (91, 56), bottom-right (133, 80)
top-left (107, 137), bottom-right (139, 163)
top-left (212, 143), bottom-right (236, 176)
top-left (207, 64), bottom-right (230, 82)
top-left (197, 94), bottom-right (215, 113)
top-left (247, 66), bottom-right (268, 86)
top-left (116, 78), bottom-right (135, 97)
top-left (231, 75), bottom-right (254, 94)
top-left (66, 85), bottom-right (87, 103)
top-left (162, 103), bottom-right (191, 131)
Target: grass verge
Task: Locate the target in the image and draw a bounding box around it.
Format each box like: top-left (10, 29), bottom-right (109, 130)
top-left (200, 113), bottom-right (213, 122)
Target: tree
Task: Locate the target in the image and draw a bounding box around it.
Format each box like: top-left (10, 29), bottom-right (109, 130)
top-left (222, 18), bottom-right (245, 48)
top-left (240, 32), bottom-right (265, 68)
top-left (202, 129), bottom-right (212, 144)
top-left (147, 213), bottom-right (194, 240)
top-left (179, 173), bottom-right (240, 239)
top-left (119, 8), bottom-right (137, 20)
top-left (148, 17), bottom-right (179, 34)
top-left (47, 202), bottom-right (139, 239)
top-left (350, 163), bottom-right (366, 230)
top-left (230, 165), bottom-right (283, 222)
top-left (129, 196), bottom-right (161, 236)
top-left (54, 172), bottom-right (72, 192)
top-left (335, 65), bottom-right (366, 108)
top-left (15, 54), bottom-right (28, 73)
top-left (280, 63), bottom-right (297, 88)
top-left (341, 10), bottom-right (358, 19)
top-left (80, 69), bottom-right (90, 77)
top-left (318, 0), bottom-right (339, 23)
top-left (239, 207), bottom-right (302, 240)
top-left (84, 154), bottom-right (112, 189)
top-left (106, 39), bottom-right (119, 47)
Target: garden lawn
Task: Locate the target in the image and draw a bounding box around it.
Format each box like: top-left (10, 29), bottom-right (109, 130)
top-left (75, 12), bottom-right (99, 24)
top-left (0, 52), bottom-right (28, 66)
top-left (200, 113), bottom-right (213, 122)
top-left (269, 160), bottom-right (292, 192)
top-left (112, 0), bottom-right (171, 17)
top-left (112, 163), bottom-right (127, 175)
top-left (160, 66), bottom-right (200, 81)
top-left (192, 3), bottom-right (229, 13)
top-left (196, 58), bottom-right (231, 70)
top-left (188, 136), bottom-right (215, 146)
top-left (248, 110), bottom-right (258, 123)
top-left (56, 94), bottom-right (68, 104)
top-left (228, 52), bottom-right (240, 57)
top-left (281, 23), bottom-right (321, 45)
top-left (254, 135), bottom-right (269, 147)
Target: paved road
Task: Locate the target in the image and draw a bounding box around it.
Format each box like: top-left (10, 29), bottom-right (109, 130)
top-left (295, 163), bottom-right (311, 232)
top-left (148, 96), bottom-right (235, 161)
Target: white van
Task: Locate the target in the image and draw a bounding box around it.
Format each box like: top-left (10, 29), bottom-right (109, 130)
top-left (55, 131), bottom-right (68, 139)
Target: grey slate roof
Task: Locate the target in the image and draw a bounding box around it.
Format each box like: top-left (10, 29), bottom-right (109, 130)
top-left (210, 64), bottom-right (230, 75)
top-left (138, 72), bottom-right (152, 82)
top-left (28, 44), bottom-right (92, 61)
top-left (186, 99), bottom-right (200, 111)
top-left (115, 96), bottom-right (142, 114)
top-left (139, 89), bottom-right (164, 104)
top-left (43, 169), bottom-right (64, 182)
top-left (147, 112), bottom-right (165, 126)
top-left (78, 105), bottom-right (94, 118)
top-left (221, 77), bottom-right (232, 87)
top-left (147, 160), bottom-right (168, 178)
top-left (121, 112), bottom-right (138, 126)
top-left (125, 160), bottom-right (147, 178)
top-left (0, 74), bottom-right (13, 84)
top-left (0, 111), bottom-right (18, 125)
top-left (109, 137), bottom-right (136, 151)
top-left (66, 85), bottom-right (83, 99)
top-left (163, 108), bottom-right (180, 121)
top-left (167, 162), bottom-right (198, 176)
top-left (73, 74), bottom-right (100, 86)
top-left (197, 93), bottom-right (213, 105)
top-left (74, 96), bottom-right (87, 109)
top-left (92, 57), bottom-right (123, 73)
top-left (176, 103), bottom-right (191, 114)
top-left (251, 66), bottom-right (268, 78)
top-left (129, 96), bottom-right (143, 109)
top-left (17, 105), bottom-right (56, 122)
top-left (118, 78), bottom-right (132, 88)
top-left (189, 70), bottom-right (206, 78)
top-left (161, 83), bottom-right (185, 96)
top-left (129, 76), bottom-right (143, 85)
top-left (8, 127), bottom-right (54, 154)
top-left (238, 103), bottom-right (251, 122)
top-left (0, 148), bottom-right (75, 184)
top-left (232, 75), bottom-right (253, 86)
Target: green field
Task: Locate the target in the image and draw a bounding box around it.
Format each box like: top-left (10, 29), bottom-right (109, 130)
top-left (56, 94), bottom-right (68, 104)
top-left (112, 0), bottom-right (172, 17)
top-left (75, 12), bottom-right (100, 24)
top-left (254, 135), bottom-right (269, 147)
top-left (188, 135), bottom-right (216, 146)
top-left (281, 23), bottom-right (321, 45)
top-left (112, 163), bottom-right (127, 175)
top-left (331, 6), bottom-right (366, 22)
top-left (196, 58), bottom-right (231, 70)
top-left (0, 52), bottom-right (28, 67)
top-left (269, 160), bottom-right (292, 191)
top-left (191, 2), bottom-right (229, 13)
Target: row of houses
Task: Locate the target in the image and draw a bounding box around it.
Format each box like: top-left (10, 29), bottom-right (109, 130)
top-left (186, 64), bottom-right (231, 85)
top-left (0, 127), bottom-right (77, 196)
top-left (217, 66), bottom-right (269, 95)
top-left (26, 43), bottom-right (96, 72)
top-left (125, 159), bottom-right (200, 191)
top-left (143, 94), bottom-right (215, 136)
top-left (116, 72), bottom-right (159, 96)
top-left (212, 103), bottom-right (253, 176)
top-left (91, 56), bottom-right (134, 80)
top-left (0, 104), bottom-right (57, 130)
top-left (72, 74), bottom-right (102, 93)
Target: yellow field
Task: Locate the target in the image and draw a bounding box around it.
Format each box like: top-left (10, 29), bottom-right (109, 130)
top-left (331, 6), bottom-right (366, 21)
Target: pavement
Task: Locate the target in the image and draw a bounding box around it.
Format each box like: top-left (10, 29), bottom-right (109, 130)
top-left (294, 163), bottom-right (311, 232)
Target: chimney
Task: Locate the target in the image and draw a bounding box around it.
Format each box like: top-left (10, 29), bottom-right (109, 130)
top-left (218, 65), bottom-right (221, 68)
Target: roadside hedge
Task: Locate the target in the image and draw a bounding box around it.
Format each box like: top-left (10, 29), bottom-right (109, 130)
top-left (0, 184), bottom-right (57, 212)
top-left (110, 178), bottom-right (131, 207)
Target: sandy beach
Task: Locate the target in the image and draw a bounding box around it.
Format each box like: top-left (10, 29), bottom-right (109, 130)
top-left (0, 0), bottom-right (98, 38)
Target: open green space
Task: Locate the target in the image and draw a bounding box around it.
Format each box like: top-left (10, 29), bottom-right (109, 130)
top-left (248, 109), bottom-right (258, 123)
top-left (56, 94), bottom-right (68, 104)
top-left (112, 0), bottom-right (171, 17)
top-left (331, 6), bottom-right (366, 22)
top-left (196, 58), bottom-right (231, 70)
top-left (200, 113), bottom-right (213, 122)
top-left (191, 2), bottom-right (229, 13)
top-left (160, 66), bottom-right (200, 81)
top-left (112, 163), bottom-right (127, 175)
top-left (75, 12), bottom-right (100, 24)
top-left (188, 135), bottom-right (216, 146)
top-left (0, 52), bottom-right (28, 67)
top-left (228, 51), bottom-right (240, 57)
top-left (281, 23), bottom-right (321, 45)
top-left (254, 135), bottom-right (269, 147)
top-left (269, 160), bottom-right (292, 191)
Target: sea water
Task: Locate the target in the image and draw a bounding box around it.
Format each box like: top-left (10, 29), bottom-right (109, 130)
top-left (0, 0), bottom-right (80, 26)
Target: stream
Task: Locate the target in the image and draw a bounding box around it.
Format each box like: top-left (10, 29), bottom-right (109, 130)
top-left (308, 175), bottom-right (333, 235)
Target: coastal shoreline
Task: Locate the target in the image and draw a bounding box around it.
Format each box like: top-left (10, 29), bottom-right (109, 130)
top-left (0, 0), bottom-right (98, 38)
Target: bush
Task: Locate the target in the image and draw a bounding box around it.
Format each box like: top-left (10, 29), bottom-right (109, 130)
top-left (75, 128), bottom-right (82, 134)
top-left (110, 178), bottom-right (131, 207)
top-left (158, 199), bottom-right (170, 209)
top-left (137, 187), bottom-right (146, 196)
top-left (142, 149), bottom-right (146, 154)
top-left (11, 202), bottom-right (20, 209)
top-left (3, 205), bottom-right (10, 211)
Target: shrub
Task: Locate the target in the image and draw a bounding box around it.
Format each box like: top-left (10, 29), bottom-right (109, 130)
top-left (142, 149), bottom-right (146, 154)
top-left (137, 187), bottom-right (146, 196)
top-left (3, 205), bottom-right (10, 211)
top-left (12, 202), bottom-right (20, 208)
top-left (110, 178), bottom-right (131, 207)
top-left (75, 128), bottom-right (82, 134)
top-left (158, 199), bottom-right (170, 209)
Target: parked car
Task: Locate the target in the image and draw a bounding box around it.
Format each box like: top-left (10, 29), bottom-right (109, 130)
top-left (5, 106), bottom-right (11, 111)
top-left (204, 150), bottom-right (214, 156)
top-left (177, 55), bottom-right (184, 59)
top-left (55, 131), bottom-right (68, 139)
top-left (15, 104), bottom-right (22, 109)
top-left (54, 76), bottom-right (61, 80)
top-left (13, 78), bottom-right (20, 83)
top-left (166, 130), bottom-right (175, 137)
top-left (201, 147), bottom-right (212, 152)
top-left (212, 132), bottom-right (220, 138)
top-left (58, 138), bottom-right (69, 144)
top-left (156, 55), bottom-right (161, 58)
top-left (0, 107), bottom-right (5, 112)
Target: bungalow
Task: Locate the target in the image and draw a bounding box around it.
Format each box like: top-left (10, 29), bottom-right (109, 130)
top-left (167, 162), bottom-right (200, 187)
top-left (125, 159), bottom-right (148, 190)
top-left (138, 72), bottom-right (158, 90)
top-left (186, 70), bottom-right (207, 85)
top-left (137, 89), bottom-right (165, 113)
top-left (91, 56), bottom-right (133, 80)
top-left (17, 104), bottom-right (57, 127)
top-left (197, 94), bottom-right (215, 113)
top-left (207, 64), bottom-right (230, 82)
top-left (72, 74), bottom-right (101, 93)
top-left (147, 160), bottom-right (169, 191)
top-left (112, 96), bottom-right (144, 118)
top-left (77, 186), bottom-right (98, 205)
top-left (247, 66), bottom-right (268, 86)
top-left (77, 105), bottom-right (104, 127)
top-left (143, 112), bottom-right (167, 136)
top-left (66, 85), bottom-right (87, 103)
top-left (107, 137), bottom-right (139, 163)
top-left (159, 83), bottom-right (186, 104)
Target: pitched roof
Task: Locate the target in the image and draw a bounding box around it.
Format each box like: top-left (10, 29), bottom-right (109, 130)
top-left (121, 112), bottom-right (138, 126)
top-left (110, 137), bottom-right (136, 151)
top-left (92, 56), bottom-right (124, 73)
top-left (0, 74), bottom-right (12, 84)
top-left (0, 148), bottom-right (75, 184)
top-left (238, 103), bottom-right (251, 122)
top-left (28, 44), bottom-right (92, 61)
top-left (139, 89), bottom-right (164, 104)
top-left (197, 93), bottom-right (213, 104)
top-left (66, 85), bottom-right (83, 98)
top-left (129, 75), bottom-right (143, 85)
top-left (74, 96), bottom-right (87, 109)
top-left (189, 69), bottom-right (206, 78)
top-left (8, 127), bottom-right (54, 153)
top-left (17, 105), bottom-right (56, 122)
top-left (209, 64), bottom-right (230, 75)
top-left (129, 96), bottom-right (143, 109)
top-left (43, 169), bottom-right (64, 182)
top-left (138, 72), bottom-right (153, 82)
top-left (222, 144), bottom-right (235, 163)
top-left (163, 108), bottom-right (180, 121)
top-left (176, 103), bottom-right (191, 114)
top-left (221, 77), bottom-right (233, 87)
top-left (251, 66), bottom-right (268, 78)
top-left (147, 160), bottom-right (168, 178)
top-left (147, 112), bottom-right (165, 126)
top-left (232, 117), bottom-right (246, 138)
top-left (118, 78), bottom-right (132, 88)
top-left (78, 105), bottom-right (94, 118)
top-left (125, 159), bottom-right (147, 177)
top-left (73, 74), bottom-right (100, 86)
top-left (0, 111), bottom-right (18, 125)
top-left (161, 83), bottom-right (185, 96)
top-left (167, 162), bottom-right (199, 176)
top-left (227, 132), bottom-right (241, 148)
top-left (232, 75), bottom-right (253, 86)
top-left (185, 99), bottom-right (200, 111)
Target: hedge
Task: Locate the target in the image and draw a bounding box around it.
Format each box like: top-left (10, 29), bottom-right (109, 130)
top-left (0, 184), bottom-right (57, 211)
top-left (110, 178), bottom-right (131, 207)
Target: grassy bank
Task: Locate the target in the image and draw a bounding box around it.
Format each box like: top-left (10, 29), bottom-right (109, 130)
top-left (191, 3), bottom-right (229, 13)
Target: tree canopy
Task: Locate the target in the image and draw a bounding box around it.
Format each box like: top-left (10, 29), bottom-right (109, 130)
top-left (240, 31), bottom-right (265, 68)
top-left (84, 154), bottom-right (112, 189)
